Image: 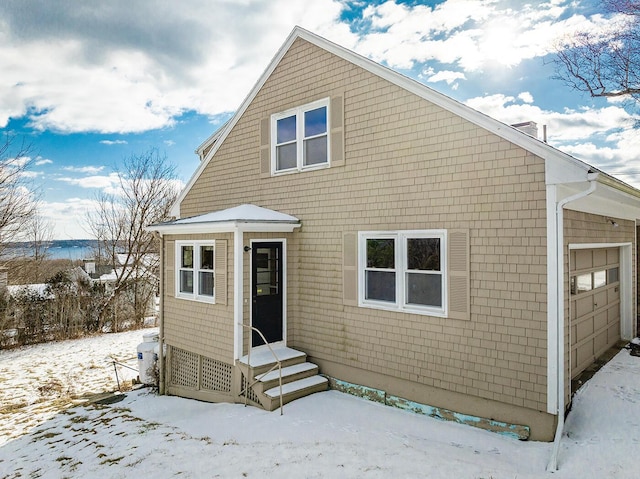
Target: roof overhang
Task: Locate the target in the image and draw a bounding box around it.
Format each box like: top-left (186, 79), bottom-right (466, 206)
top-left (557, 176), bottom-right (640, 221)
top-left (147, 204), bottom-right (301, 236)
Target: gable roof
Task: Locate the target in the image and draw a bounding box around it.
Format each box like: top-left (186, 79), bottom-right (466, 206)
top-left (173, 26), bottom-right (640, 219)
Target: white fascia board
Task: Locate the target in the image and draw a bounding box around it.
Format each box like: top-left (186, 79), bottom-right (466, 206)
top-left (194, 119), bottom-right (230, 158)
top-left (148, 221), bottom-right (301, 236)
top-left (556, 181), bottom-right (640, 221)
top-left (147, 221), bottom-right (300, 236)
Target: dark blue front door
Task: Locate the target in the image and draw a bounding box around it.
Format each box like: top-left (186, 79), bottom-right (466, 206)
top-left (251, 242), bottom-right (283, 346)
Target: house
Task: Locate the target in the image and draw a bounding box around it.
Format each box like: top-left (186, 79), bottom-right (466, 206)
top-left (147, 27), bottom-right (640, 442)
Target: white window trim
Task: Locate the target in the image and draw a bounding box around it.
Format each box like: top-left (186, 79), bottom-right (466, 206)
top-left (358, 230), bottom-right (447, 317)
top-left (271, 97), bottom-right (330, 175)
top-left (175, 240), bottom-right (216, 304)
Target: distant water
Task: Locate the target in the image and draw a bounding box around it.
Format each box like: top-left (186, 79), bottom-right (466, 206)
top-left (3, 240), bottom-right (98, 261)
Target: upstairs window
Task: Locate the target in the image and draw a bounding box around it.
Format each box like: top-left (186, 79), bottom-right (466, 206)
top-left (272, 98), bottom-right (329, 174)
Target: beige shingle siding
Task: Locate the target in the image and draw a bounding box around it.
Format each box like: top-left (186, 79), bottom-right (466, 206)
top-left (163, 234), bottom-right (234, 363)
top-left (180, 39), bottom-right (549, 411)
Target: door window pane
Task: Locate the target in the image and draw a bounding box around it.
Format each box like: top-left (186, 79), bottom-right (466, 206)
top-left (366, 270), bottom-right (396, 302)
top-left (256, 248), bottom-right (279, 297)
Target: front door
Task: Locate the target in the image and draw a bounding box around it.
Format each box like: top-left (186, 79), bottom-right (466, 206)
top-left (251, 241), bottom-right (284, 347)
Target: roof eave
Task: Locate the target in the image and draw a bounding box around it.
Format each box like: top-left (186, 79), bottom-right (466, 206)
top-left (147, 220), bottom-right (301, 236)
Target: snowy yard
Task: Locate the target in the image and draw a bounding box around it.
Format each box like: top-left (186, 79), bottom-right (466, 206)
top-left (1, 331), bottom-right (639, 478)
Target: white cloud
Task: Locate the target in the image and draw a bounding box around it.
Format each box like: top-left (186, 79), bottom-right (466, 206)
top-left (351, 0), bottom-right (618, 73)
top-left (518, 92), bottom-right (534, 104)
top-left (164, 140), bottom-right (176, 147)
top-left (20, 171), bottom-right (42, 179)
top-left (0, 0), bottom-right (346, 134)
top-left (426, 70), bottom-right (466, 85)
top-left (100, 140), bottom-right (128, 145)
top-left (57, 172), bottom-right (119, 191)
top-left (35, 157), bottom-right (52, 166)
top-left (62, 165), bottom-right (105, 174)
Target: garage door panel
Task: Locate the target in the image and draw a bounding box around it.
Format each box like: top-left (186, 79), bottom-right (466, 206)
top-left (574, 342), bottom-right (594, 373)
top-left (594, 330), bottom-right (608, 352)
top-left (570, 247), bottom-right (621, 379)
top-left (575, 296), bottom-right (593, 317)
top-left (593, 290), bottom-right (607, 309)
top-left (574, 250), bottom-right (593, 270)
top-left (593, 249), bottom-right (607, 267)
top-left (593, 310), bottom-right (608, 331)
top-left (575, 317), bottom-right (594, 343)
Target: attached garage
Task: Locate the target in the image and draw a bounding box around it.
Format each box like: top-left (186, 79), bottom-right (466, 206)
top-left (569, 247), bottom-right (621, 378)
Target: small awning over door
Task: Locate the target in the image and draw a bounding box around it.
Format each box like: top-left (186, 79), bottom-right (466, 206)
top-left (570, 247), bottom-right (621, 379)
top-left (147, 204), bottom-right (300, 235)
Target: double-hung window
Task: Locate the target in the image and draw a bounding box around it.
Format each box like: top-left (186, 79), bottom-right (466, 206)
top-left (359, 230), bottom-right (446, 316)
top-left (272, 98), bottom-right (330, 174)
top-left (176, 241), bottom-right (215, 303)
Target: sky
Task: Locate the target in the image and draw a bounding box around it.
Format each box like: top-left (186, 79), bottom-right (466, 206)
top-left (1, 0), bottom-right (638, 239)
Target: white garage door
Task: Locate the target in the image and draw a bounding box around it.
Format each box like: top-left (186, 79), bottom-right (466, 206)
top-left (569, 247), bottom-right (621, 379)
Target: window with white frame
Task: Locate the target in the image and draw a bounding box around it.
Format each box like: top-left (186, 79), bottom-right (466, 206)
top-left (272, 98), bottom-right (329, 174)
top-left (176, 241), bottom-right (215, 302)
top-left (359, 230), bottom-right (446, 316)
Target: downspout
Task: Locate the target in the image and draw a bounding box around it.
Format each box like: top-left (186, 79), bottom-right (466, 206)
top-left (156, 232), bottom-right (165, 396)
top-left (547, 172), bottom-right (598, 471)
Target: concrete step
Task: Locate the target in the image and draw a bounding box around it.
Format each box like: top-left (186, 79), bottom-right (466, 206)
top-left (238, 347), bottom-right (306, 376)
top-left (255, 362), bottom-right (319, 392)
top-left (263, 375), bottom-right (328, 411)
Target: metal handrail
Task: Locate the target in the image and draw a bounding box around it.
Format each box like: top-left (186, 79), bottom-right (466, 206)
top-left (238, 323), bottom-right (284, 416)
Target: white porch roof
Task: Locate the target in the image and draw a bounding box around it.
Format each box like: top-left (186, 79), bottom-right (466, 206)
top-left (147, 204), bottom-right (301, 235)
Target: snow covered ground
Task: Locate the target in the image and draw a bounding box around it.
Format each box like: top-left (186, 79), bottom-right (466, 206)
top-left (1, 330), bottom-right (639, 478)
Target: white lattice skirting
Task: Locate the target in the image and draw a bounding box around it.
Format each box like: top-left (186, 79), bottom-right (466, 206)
top-left (169, 346), bottom-right (233, 393)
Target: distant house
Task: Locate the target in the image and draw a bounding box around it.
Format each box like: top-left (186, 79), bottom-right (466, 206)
top-left (148, 27), bottom-right (640, 441)
top-left (6, 267), bottom-right (92, 300)
top-left (83, 253), bottom-right (159, 320)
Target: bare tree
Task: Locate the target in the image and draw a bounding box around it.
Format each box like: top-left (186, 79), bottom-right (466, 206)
top-left (0, 135), bottom-right (37, 256)
top-left (87, 149), bottom-right (178, 330)
top-left (6, 212), bottom-right (53, 285)
top-left (553, 0), bottom-right (640, 100)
